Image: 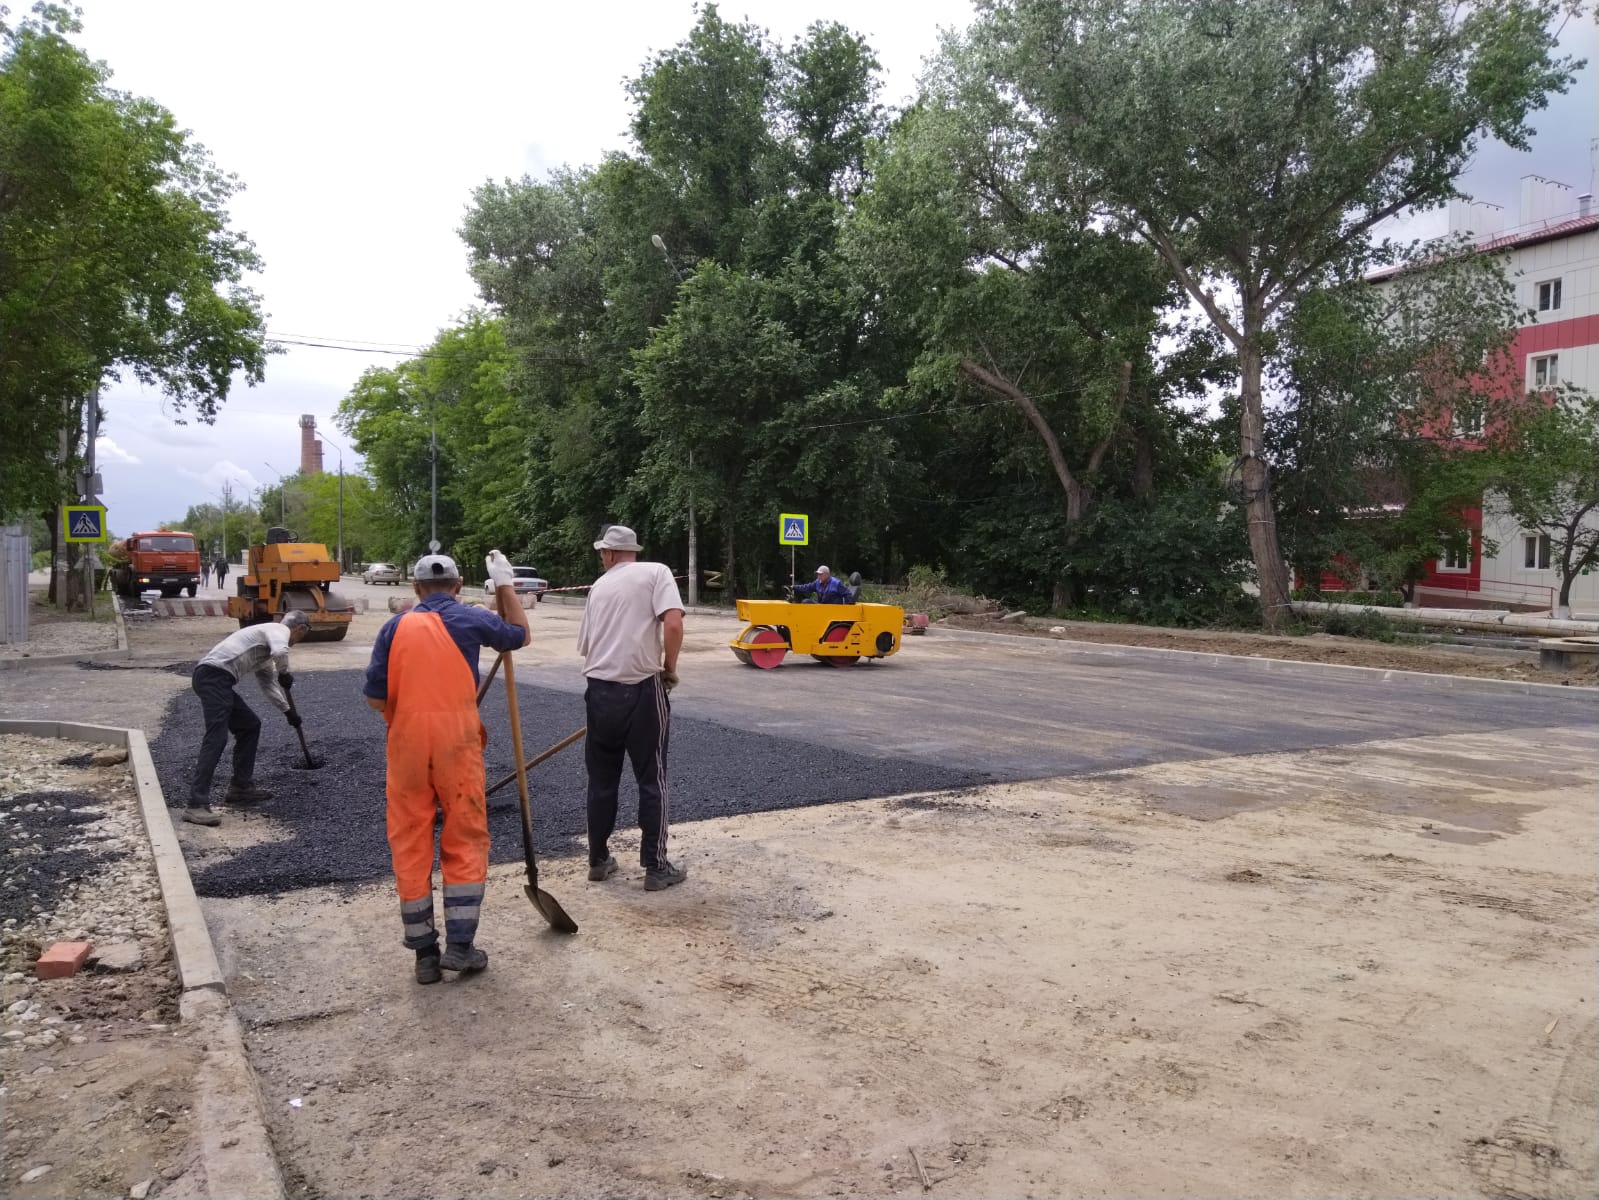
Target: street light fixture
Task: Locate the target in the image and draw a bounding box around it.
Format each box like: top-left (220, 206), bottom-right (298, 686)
top-left (651, 233), bottom-right (697, 607)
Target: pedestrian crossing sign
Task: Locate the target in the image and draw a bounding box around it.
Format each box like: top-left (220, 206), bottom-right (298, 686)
top-left (779, 513), bottom-right (809, 546)
top-left (64, 505), bottom-right (108, 543)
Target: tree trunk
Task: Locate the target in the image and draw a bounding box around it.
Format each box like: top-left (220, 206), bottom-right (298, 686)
top-left (959, 357), bottom-right (1132, 611)
top-left (1237, 335), bottom-right (1291, 629)
top-left (722, 518), bottom-right (736, 600)
top-left (1133, 428), bottom-right (1155, 500)
top-left (1557, 532), bottom-right (1575, 616)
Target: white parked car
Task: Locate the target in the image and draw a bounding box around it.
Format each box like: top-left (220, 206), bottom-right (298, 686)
top-left (362, 562), bottom-right (403, 585)
top-left (484, 566), bottom-right (549, 601)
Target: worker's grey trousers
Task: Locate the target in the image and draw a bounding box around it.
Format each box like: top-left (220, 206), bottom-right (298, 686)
top-left (189, 664), bottom-right (260, 805)
top-left (584, 676), bottom-right (671, 870)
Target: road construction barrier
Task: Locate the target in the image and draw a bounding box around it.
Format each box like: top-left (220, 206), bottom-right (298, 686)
top-left (388, 592), bottom-right (536, 614)
top-left (149, 597), bottom-right (370, 618)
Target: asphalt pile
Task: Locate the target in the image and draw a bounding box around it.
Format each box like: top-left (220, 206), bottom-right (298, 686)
top-left (148, 669), bottom-right (987, 898)
top-left (0, 789), bottom-right (115, 924)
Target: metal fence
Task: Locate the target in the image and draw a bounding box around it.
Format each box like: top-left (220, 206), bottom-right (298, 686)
top-left (0, 525), bottom-right (31, 645)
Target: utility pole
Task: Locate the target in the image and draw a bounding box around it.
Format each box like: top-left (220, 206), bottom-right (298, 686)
top-left (82, 388), bottom-right (100, 617)
top-left (263, 461), bottom-right (286, 524)
top-left (318, 434), bottom-right (347, 574)
top-left (220, 481), bottom-right (230, 563)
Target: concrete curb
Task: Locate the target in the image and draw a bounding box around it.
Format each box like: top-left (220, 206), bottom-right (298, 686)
top-left (930, 624), bottom-right (1594, 697)
top-left (0, 646), bottom-right (132, 671)
top-left (112, 591), bottom-right (130, 653)
top-left (0, 718), bottom-right (287, 1200)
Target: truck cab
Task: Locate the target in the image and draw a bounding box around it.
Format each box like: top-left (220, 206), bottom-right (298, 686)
top-left (109, 531), bottom-right (201, 599)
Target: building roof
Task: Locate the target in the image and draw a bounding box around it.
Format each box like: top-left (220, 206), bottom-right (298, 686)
top-left (1368, 211), bottom-right (1599, 282)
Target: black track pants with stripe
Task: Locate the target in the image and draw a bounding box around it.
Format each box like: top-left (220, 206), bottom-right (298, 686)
top-left (584, 676), bottom-right (671, 870)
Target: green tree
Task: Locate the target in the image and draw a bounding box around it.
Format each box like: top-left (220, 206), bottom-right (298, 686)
top-left (849, 72), bottom-right (1229, 606)
top-left (971, 0), bottom-right (1579, 625)
top-left (1487, 393), bottom-right (1599, 616)
top-left (1269, 240), bottom-right (1526, 602)
top-left (1, 5), bottom-right (270, 604)
top-left (336, 314), bottom-right (520, 576)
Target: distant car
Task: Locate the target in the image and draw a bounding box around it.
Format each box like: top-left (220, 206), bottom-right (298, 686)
top-left (362, 562), bottom-right (403, 585)
top-left (484, 566), bottom-right (549, 602)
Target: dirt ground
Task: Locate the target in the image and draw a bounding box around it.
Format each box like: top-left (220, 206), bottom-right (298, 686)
top-left (204, 720), bottom-right (1598, 1199)
top-left (1, 737), bottom-right (203, 1200)
top-left (6, 594), bottom-right (1596, 1198)
top-left (942, 613), bottom-right (1599, 686)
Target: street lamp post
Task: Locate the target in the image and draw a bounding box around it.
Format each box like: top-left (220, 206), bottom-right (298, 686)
top-left (317, 433), bottom-right (347, 574)
top-left (651, 233), bottom-right (698, 607)
top-left (263, 461), bottom-right (286, 524)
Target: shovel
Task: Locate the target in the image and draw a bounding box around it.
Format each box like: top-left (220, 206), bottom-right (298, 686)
top-left (485, 726), bottom-right (587, 798)
top-left (495, 596), bottom-right (577, 934)
top-left (282, 690), bottom-right (324, 769)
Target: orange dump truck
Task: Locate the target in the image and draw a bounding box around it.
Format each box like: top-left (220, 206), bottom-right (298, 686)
top-left (107, 531), bottom-right (202, 599)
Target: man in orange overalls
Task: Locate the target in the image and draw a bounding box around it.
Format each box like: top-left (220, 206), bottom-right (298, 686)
top-left (364, 551), bottom-right (530, 984)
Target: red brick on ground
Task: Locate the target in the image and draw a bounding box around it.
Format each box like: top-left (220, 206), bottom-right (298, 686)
top-left (36, 941), bottom-right (93, 979)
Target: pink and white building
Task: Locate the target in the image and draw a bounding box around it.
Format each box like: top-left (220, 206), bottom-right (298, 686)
top-left (1370, 176), bottom-right (1599, 616)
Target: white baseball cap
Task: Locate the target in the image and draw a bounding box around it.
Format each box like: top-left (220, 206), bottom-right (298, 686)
top-left (412, 553), bottom-right (460, 580)
top-left (815, 565), bottom-right (830, 575)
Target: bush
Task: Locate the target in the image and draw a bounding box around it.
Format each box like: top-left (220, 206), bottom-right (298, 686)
top-left (1321, 609), bottom-right (1398, 642)
top-left (1066, 485), bottom-right (1255, 627)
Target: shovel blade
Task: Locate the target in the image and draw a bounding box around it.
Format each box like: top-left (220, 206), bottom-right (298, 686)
top-left (526, 883), bottom-right (578, 934)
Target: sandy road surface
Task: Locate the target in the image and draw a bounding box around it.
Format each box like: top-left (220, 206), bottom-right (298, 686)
top-left (4, 592), bottom-right (1596, 1197)
top-left (209, 723), bottom-right (1597, 1199)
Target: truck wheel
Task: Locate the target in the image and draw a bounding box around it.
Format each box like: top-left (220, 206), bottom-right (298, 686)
top-left (185, 583), bottom-right (197, 598)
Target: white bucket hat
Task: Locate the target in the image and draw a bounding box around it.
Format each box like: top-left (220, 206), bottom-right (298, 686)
top-left (594, 525), bottom-right (642, 552)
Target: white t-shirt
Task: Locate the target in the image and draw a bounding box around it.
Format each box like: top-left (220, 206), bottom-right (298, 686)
top-left (577, 561), bottom-right (684, 683)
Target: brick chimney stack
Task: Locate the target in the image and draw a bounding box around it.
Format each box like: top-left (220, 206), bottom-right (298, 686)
top-left (299, 414), bottom-right (324, 474)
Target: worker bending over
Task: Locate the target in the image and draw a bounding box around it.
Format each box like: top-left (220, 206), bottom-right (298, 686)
top-left (185, 610), bottom-right (309, 826)
top-left (364, 552), bottom-right (530, 985)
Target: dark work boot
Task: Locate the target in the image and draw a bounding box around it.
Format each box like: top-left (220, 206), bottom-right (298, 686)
top-left (588, 855), bottom-right (619, 882)
top-left (182, 804), bottom-right (221, 827)
top-left (439, 943), bottom-right (487, 973)
top-left (414, 947), bottom-right (442, 985)
top-left (225, 782), bottom-right (272, 804)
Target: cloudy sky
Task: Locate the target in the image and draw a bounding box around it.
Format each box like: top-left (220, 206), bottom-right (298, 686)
top-left (71, 1), bottom-right (1595, 535)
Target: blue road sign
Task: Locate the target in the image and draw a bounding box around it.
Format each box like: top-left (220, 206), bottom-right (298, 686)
top-left (779, 513), bottom-right (809, 546)
top-left (64, 505), bottom-right (107, 543)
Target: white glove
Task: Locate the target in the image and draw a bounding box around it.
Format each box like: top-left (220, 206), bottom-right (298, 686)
top-left (486, 550), bottom-right (515, 589)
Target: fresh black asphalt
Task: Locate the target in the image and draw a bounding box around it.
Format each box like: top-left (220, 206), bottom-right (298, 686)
top-left (148, 639), bottom-right (1598, 900)
top-left (147, 670), bottom-right (990, 898)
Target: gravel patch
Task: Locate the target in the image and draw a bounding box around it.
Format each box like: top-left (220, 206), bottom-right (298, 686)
top-left (146, 668), bottom-right (990, 897)
top-left (0, 614), bottom-right (118, 661)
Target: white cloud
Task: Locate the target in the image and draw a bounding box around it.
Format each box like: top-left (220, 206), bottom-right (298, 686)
top-left (95, 436), bottom-right (140, 465)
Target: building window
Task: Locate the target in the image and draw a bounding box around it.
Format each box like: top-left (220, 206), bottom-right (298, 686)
top-left (1523, 533), bottom-right (1551, 570)
top-left (1452, 405), bottom-right (1484, 437)
top-left (1537, 278), bottom-right (1562, 312)
top-left (1440, 543), bottom-right (1471, 572)
top-left (1532, 354), bottom-right (1559, 388)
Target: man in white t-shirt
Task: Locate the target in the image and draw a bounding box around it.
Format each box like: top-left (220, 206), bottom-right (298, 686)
top-left (576, 524), bottom-right (686, 891)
